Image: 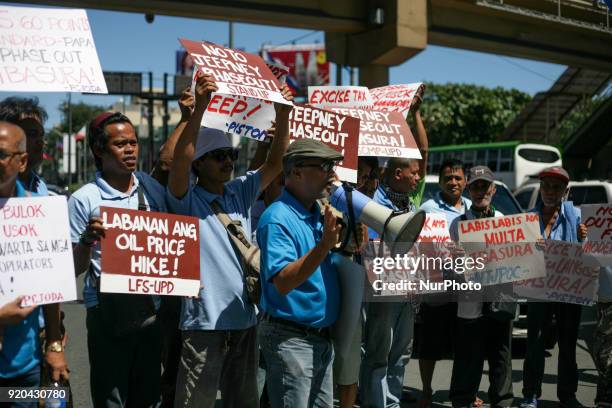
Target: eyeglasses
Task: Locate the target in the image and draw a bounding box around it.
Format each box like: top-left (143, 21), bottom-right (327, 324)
top-left (296, 161), bottom-right (337, 173)
top-left (0, 150), bottom-right (25, 161)
top-left (206, 148), bottom-right (240, 162)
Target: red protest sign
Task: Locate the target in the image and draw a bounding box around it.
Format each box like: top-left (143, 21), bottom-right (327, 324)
top-left (327, 108), bottom-right (420, 158)
top-left (308, 86), bottom-right (373, 109)
top-left (179, 38), bottom-right (290, 105)
top-left (288, 104), bottom-right (359, 183)
top-left (100, 207), bottom-right (201, 297)
top-left (370, 83), bottom-right (425, 118)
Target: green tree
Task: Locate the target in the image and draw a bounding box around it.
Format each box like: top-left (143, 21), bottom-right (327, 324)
top-left (420, 82), bottom-right (531, 146)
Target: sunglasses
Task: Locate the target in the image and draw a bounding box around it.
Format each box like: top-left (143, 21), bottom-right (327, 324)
top-left (206, 148), bottom-right (240, 162)
top-left (0, 150), bottom-right (24, 161)
top-left (297, 161), bottom-right (337, 173)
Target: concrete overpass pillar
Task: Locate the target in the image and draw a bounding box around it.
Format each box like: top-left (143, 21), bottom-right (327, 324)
top-left (358, 65), bottom-right (389, 88)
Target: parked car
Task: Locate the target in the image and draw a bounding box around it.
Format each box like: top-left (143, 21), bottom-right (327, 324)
top-left (514, 179), bottom-right (612, 211)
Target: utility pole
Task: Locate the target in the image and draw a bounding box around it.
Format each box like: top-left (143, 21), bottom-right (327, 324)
top-left (147, 71), bottom-right (154, 171)
top-left (67, 92), bottom-right (72, 186)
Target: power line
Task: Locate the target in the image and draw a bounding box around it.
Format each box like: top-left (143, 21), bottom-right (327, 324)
top-left (277, 30), bottom-right (320, 46)
top-left (497, 56), bottom-right (557, 82)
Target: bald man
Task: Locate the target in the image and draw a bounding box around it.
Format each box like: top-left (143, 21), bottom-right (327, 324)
top-left (0, 121), bottom-right (69, 404)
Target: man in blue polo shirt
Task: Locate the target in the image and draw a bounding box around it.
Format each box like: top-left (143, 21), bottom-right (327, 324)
top-left (417, 158), bottom-right (471, 407)
top-left (167, 73), bottom-right (293, 407)
top-left (69, 111), bottom-right (166, 407)
top-left (0, 121), bottom-right (51, 406)
top-left (257, 138), bottom-right (344, 407)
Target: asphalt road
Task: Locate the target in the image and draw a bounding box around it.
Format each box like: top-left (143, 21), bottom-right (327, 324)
top-left (63, 277), bottom-right (599, 407)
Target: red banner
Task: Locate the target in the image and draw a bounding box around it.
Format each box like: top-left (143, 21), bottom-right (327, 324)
top-left (288, 104), bottom-right (359, 183)
top-left (262, 44), bottom-right (330, 97)
top-left (100, 207), bottom-right (201, 296)
top-left (180, 38), bottom-right (290, 105)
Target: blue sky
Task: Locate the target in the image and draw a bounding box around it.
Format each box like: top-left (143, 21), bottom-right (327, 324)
top-left (0, 3), bottom-right (567, 128)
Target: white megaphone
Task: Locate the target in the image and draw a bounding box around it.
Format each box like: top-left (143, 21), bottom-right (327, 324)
top-left (327, 182), bottom-right (426, 255)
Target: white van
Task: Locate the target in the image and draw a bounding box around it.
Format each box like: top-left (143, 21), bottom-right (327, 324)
top-left (513, 180), bottom-right (612, 211)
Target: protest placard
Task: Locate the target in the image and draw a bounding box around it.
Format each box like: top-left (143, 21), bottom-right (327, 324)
top-left (266, 60), bottom-right (288, 84)
top-left (100, 207), bottom-right (201, 297)
top-left (327, 107), bottom-right (421, 158)
top-left (370, 83), bottom-right (425, 118)
top-left (458, 213), bottom-right (545, 285)
top-left (415, 213), bottom-right (451, 292)
top-left (202, 93), bottom-right (275, 142)
top-left (180, 38), bottom-right (290, 105)
top-left (582, 204), bottom-right (612, 265)
top-left (0, 5), bottom-right (107, 93)
top-left (308, 86), bottom-right (373, 109)
top-left (514, 241), bottom-right (600, 305)
top-left (0, 196), bottom-right (76, 307)
top-left (288, 104), bottom-right (359, 183)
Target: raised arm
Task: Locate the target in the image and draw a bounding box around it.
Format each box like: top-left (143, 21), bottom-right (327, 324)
top-left (152, 88), bottom-right (194, 186)
top-left (248, 122), bottom-right (275, 171)
top-left (167, 73), bottom-right (217, 199)
top-left (272, 205), bottom-right (341, 295)
top-left (410, 94), bottom-right (428, 179)
top-left (258, 86), bottom-right (293, 190)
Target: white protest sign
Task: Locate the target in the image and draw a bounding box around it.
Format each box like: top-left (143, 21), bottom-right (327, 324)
top-left (0, 5), bottom-right (107, 93)
top-left (582, 204), bottom-right (612, 266)
top-left (370, 83), bottom-right (425, 117)
top-left (328, 107), bottom-right (421, 158)
top-left (458, 213), bottom-right (546, 285)
top-left (514, 241), bottom-right (600, 305)
top-left (202, 93), bottom-right (275, 142)
top-left (0, 196), bottom-right (77, 307)
top-left (309, 86), bottom-right (373, 109)
top-left (415, 213), bottom-right (451, 291)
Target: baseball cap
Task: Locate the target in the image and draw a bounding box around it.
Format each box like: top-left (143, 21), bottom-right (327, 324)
top-left (538, 166), bottom-right (570, 184)
top-left (193, 128), bottom-right (232, 161)
top-left (283, 139), bottom-right (343, 162)
top-left (467, 165), bottom-right (495, 186)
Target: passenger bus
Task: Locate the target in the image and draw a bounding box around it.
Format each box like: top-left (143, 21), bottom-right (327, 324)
top-left (426, 141), bottom-right (562, 190)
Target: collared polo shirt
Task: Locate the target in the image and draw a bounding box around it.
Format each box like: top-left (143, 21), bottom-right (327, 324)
top-left (68, 171), bottom-right (166, 308)
top-left (166, 171), bottom-right (261, 331)
top-left (420, 191), bottom-right (472, 225)
top-left (0, 180), bottom-right (41, 379)
top-left (257, 189), bottom-right (340, 328)
top-left (530, 201), bottom-right (581, 242)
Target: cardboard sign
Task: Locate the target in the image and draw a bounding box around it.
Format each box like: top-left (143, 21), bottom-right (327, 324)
top-left (327, 108), bottom-right (421, 158)
top-left (100, 207), bottom-right (201, 297)
top-left (458, 213), bottom-right (545, 285)
top-left (180, 38), bottom-right (290, 105)
top-left (514, 241), bottom-right (600, 305)
top-left (266, 60), bottom-right (288, 84)
top-left (288, 104), bottom-right (359, 183)
top-left (308, 86), bottom-right (373, 109)
top-left (415, 213), bottom-right (452, 291)
top-left (370, 83), bottom-right (425, 117)
top-left (0, 5), bottom-right (107, 93)
top-left (0, 196), bottom-right (76, 307)
top-left (202, 93), bottom-right (275, 142)
top-left (582, 204), bottom-right (612, 264)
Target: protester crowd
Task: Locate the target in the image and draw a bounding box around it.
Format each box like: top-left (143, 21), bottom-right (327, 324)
top-left (0, 70), bottom-right (611, 408)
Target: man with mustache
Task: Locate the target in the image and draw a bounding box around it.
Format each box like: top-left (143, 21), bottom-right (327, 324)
top-left (448, 165), bottom-right (513, 408)
top-left (257, 138), bottom-right (346, 407)
top-left (69, 112), bottom-right (167, 407)
top-left (167, 73), bottom-right (293, 407)
top-left (521, 166), bottom-right (587, 408)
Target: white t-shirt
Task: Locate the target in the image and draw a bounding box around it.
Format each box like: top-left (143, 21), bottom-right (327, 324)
top-left (449, 208), bottom-right (504, 319)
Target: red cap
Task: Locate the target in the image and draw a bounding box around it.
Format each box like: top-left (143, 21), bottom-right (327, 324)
top-left (89, 111), bottom-right (114, 132)
top-left (538, 166), bottom-right (570, 183)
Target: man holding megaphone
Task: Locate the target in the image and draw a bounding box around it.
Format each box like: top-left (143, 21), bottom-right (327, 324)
top-left (257, 139), bottom-right (364, 407)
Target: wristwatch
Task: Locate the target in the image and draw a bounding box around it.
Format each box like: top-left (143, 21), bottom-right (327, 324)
top-left (46, 341), bottom-right (63, 353)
